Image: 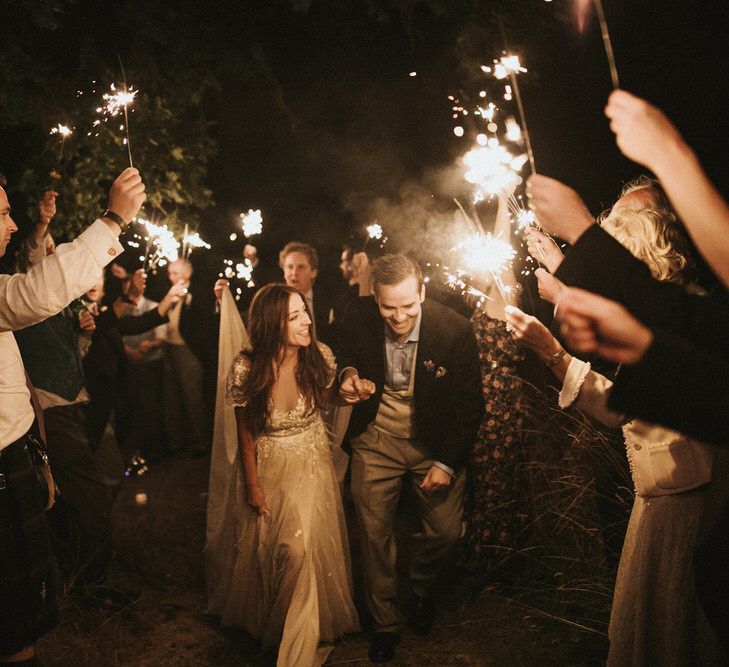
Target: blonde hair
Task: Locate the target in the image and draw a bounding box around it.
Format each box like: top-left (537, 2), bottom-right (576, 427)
top-left (599, 180), bottom-right (693, 285)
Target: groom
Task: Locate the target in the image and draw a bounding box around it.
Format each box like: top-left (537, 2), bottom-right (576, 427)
top-left (338, 254), bottom-right (482, 663)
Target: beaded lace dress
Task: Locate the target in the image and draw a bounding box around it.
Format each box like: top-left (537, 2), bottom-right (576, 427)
top-left (213, 342), bottom-right (358, 666)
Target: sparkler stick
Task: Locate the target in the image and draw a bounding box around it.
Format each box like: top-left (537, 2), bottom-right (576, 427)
top-left (49, 124), bottom-right (72, 182)
top-left (182, 223), bottom-right (189, 260)
top-left (496, 20), bottom-right (536, 175)
top-left (453, 198), bottom-right (484, 235)
top-left (50, 124), bottom-right (72, 165)
top-left (117, 54), bottom-right (134, 167)
top-left (592, 0), bottom-right (620, 89)
top-left (507, 69), bottom-right (536, 175)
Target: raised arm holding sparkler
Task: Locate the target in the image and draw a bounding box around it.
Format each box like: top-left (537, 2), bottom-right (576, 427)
top-left (605, 89), bottom-right (729, 290)
top-left (525, 174), bottom-right (595, 244)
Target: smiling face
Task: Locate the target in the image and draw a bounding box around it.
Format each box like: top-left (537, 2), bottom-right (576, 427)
top-left (282, 251), bottom-right (318, 293)
top-left (0, 188), bottom-right (18, 258)
top-left (284, 292), bottom-right (312, 350)
top-left (375, 276), bottom-right (425, 342)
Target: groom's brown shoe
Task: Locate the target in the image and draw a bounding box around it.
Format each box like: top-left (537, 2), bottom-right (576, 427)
top-left (368, 632), bottom-right (400, 663)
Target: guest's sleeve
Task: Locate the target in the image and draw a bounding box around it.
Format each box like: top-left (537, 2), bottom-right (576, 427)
top-left (609, 329), bottom-right (729, 446)
top-left (117, 306), bottom-right (168, 335)
top-left (555, 224), bottom-right (729, 354)
top-left (0, 220), bottom-right (123, 332)
top-left (559, 357), bottom-right (626, 428)
top-left (316, 341), bottom-right (337, 388)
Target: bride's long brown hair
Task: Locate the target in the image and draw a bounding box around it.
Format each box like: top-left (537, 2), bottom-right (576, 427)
top-left (241, 283), bottom-right (331, 438)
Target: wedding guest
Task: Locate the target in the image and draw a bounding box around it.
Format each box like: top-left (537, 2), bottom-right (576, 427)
top-left (526, 163), bottom-right (729, 650)
top-left (338, 254), bottom-right (482, 663)
top-left (605, 89), bottom-right (729, 289)
top-left (525, 173), bottom-right (729, 442)
top-left (0, 168), bottom-right (144, 665)
top-left (163, 258), bottom-right (210, 457)
top-left (454, 187), bottom-right (534, 588)
top-left (279, 241), bottom-right (338, 347)
top-left (506, 186), bottom-right (724, 664)
top-left (122, 278), bottom-right (172, 462)
top-left (83, 268), bottom-right (186, 455)
top-left (209, 284), bottom-right (368, 666)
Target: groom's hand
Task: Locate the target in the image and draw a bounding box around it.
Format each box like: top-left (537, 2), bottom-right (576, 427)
top-left (420, 466), bottom-right (452, 492)
top-left (339, 369), bottom-right (376, 404)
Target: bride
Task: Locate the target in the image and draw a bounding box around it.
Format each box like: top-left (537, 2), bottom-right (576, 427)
top-left (208, 283), bottom-right (373, 666)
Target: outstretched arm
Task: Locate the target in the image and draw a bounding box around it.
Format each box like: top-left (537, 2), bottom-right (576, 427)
top-left (0, 168), bottom-right (145, 332)
top-left (605, 89), bottom-right (729, 289)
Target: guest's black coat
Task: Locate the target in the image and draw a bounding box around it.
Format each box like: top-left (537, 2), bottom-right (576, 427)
top-left (554, 223), bottom-right (729, 443)
top-left (337, 297), bottom-right (483, 472)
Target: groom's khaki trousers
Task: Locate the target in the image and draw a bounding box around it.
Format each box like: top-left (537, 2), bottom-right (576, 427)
top-left (350, 424), bottom-right (466, 633)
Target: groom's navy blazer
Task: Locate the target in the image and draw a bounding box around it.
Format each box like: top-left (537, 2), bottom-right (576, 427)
top-left (337, 296), bottom-right (483, 472)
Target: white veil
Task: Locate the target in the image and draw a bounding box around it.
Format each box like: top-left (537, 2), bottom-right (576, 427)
top-left (205, 287), bottom-right (248, 612)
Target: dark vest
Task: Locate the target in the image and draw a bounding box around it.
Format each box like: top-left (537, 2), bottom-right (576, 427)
top-left (14, 309), bottom-right (85, 401)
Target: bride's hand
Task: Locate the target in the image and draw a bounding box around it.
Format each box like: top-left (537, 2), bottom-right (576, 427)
top-left (247, 483), bottom-right (269, 515)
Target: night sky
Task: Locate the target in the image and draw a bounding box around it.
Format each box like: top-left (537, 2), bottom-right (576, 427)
top-left (2, 0), bottom-right (728, 291)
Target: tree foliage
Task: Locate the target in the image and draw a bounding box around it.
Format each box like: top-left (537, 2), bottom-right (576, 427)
top-left (1, 0), bottom-right (216, 240)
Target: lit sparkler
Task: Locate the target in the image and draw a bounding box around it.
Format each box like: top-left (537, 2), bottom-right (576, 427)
top-left (100, 75), bottom-right (137, 167)
top-left (182, 230), bottom-right (211, 260)
top-left (463, 141), bottom-right (524, 200)
top-left (139, 219), bottom-right (179, 271)
top-left (49, 124), bottom-right (73, 178)
top-left (240, 209), bottom-right (263, 238)
top-left (491, 53), bottom-right (535, 174)
top-left (101, 84), bottom-right (138, 117)
top-left (366, 223), bottom-right (383, 240)
top-left (220, 257), bottom-right (256, 300)
top-left (450, 232), bottom-right (516, 302)
top-left (50, 124), bottom-right (72, 138)
top-left (455, 233), bottom-right (516, 276)
top-left (362, 220), bottom-right (386, 252)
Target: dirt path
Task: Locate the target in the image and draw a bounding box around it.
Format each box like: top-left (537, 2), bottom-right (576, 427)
top-left (38, 454), bottom-right (606, 666)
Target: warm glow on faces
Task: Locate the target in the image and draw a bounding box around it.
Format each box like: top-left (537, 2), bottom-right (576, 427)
top-left (168, 259), bottom-right (191, 285)
top-left (375, 276), bottom-right (424, 342)
top-left (283, 252), bottom-right (318, 293)
top-left (0, 188), bottom-right (17, 258)
top-left (285, 293), bottom-right (312, 349)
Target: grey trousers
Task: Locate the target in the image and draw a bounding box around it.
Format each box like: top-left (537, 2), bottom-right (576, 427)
top-left (163, 344), bottom-right (207, 454)
top-left (350, 425), bottom-right (465, 632)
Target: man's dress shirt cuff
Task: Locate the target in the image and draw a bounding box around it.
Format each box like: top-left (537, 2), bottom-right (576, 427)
top-left (433, 461), bottom-right (455, 477)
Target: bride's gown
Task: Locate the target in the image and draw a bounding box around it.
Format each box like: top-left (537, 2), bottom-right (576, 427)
top-left (209, 343), bottom-right (359, 666)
